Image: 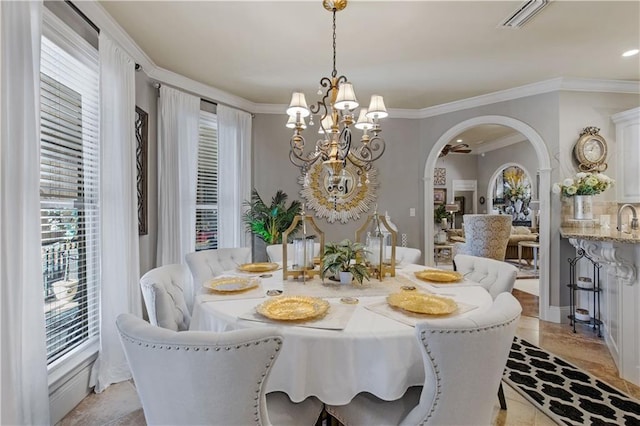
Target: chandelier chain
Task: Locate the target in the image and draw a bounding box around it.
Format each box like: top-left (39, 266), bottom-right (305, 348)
top-left (332, 9), bottom-right (337, 78)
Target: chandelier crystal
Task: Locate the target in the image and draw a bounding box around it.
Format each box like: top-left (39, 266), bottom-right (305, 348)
top-left (286, 0), bottom-right (387, 193)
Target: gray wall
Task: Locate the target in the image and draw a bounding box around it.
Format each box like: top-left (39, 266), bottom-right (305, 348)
top-left (252, 115), bottom-right (423, 251)
top-left (252, 91), bottom-right (639, 309)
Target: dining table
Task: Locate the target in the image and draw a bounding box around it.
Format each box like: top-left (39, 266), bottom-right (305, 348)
top-left (189, 263), bottom-right (493, 405)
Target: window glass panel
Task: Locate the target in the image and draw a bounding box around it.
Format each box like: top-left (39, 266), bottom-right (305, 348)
top-left (40, 14), bottom-right (99, 366)
top-left (196, 111), bottom-right (218, 251)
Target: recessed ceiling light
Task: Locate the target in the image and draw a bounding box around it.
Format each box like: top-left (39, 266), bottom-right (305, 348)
top-left (456, 139), bottom-right (463, 143)
top-left (622, 49), bottom-right (639, 57)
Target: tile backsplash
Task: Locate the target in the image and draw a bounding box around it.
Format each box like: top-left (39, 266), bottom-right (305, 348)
top-left (561, 200), bottom-right (639, 228)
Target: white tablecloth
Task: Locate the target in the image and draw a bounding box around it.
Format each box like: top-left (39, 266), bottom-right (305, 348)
top-left (189, 264), bottom-right (493, 405)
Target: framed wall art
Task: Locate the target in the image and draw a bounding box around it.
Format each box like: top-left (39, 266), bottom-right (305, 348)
top-left (135, 106), bottom-right (148, 235)
top-left (434, 167), bottom-right (446, 186)
top-left (433, 188), bottom-right (447, 205)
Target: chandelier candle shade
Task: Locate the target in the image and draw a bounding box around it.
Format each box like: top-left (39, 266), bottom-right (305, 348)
top-left (286, 0), bottom-right (387, 193)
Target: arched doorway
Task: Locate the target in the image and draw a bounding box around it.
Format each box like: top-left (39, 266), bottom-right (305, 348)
top-left (423, 115), bottom-right (552, 320)
top-left (487, 163), bottom-right (534, 218)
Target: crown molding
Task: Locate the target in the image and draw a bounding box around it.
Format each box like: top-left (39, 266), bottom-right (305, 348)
top-left (74, 2), bottom-right (640, 117)
top-left (72, 2), bottom-right (155, 72)
top-left (74, 1), bottom-right (258, 113)
top-left (559, 78), bottom-right (640, 94)
top-left (413, 77), bottom-right (640, 119)
top-left (255, 78), bottom-right (639, 119)
top-left (146, 67), bottom-right (256, 113)
top-left (252, 103), bottom-right (285, 115)
top-left (612, 106), bottom-right (640, 123)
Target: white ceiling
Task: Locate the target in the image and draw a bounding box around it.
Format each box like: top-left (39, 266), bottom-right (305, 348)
top-left (98, 0), bottom-right (640, 112)
top-left (96, 1), bottom-right (639, 154)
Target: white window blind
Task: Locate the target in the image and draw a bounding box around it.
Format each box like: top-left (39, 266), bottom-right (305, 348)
top-left (40, 13), bottom-right (100, 366)
top-left (196, 111), bottom-right (218, 251)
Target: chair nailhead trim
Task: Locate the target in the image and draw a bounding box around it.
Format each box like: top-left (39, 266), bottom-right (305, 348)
top-left (416, 313), bottom-right (519, 424)
top-left (118, 330), bottom-right (283, 426)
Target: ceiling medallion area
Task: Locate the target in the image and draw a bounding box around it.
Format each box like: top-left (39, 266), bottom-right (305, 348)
top-left (299, 160), bottom-right (378, 224)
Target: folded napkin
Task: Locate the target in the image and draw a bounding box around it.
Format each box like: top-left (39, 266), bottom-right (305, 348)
top-left (365, 300), bottom-right (478, 327)
top-left (238, 302), bottom-right (356, 330)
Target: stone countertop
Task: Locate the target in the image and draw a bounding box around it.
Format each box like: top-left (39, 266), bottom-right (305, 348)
top-left (559, 227), bottom-right (640, 244)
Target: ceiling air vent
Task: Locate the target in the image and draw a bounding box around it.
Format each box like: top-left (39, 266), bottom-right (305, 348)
top-left (500, 0), bottom-right (549, 29)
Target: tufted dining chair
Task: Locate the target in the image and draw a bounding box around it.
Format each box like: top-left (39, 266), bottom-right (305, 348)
top-left (139, 264), bottom-right (192, 331)
top-left (326, 292), bottom-right (521, 425)
top-left (117, 314), bottom-right (324, 425)
top-left (454, 254), bottom-right (518, 300)
top-left (394, 247), bottom-right (422, 265)
top-left (454, 253), bottom-right (518, 410)
top-left (185, 247), bottom-right (251, 287)
top-left (452, 214), bottom-right (512, 261)
top-left (266, 243), bottom-right (322, 263)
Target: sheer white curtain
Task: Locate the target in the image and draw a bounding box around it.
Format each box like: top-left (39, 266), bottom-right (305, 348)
top-left (0, 1), bottom-right (51, 424)
top-left (156, 86), bottom-right (199, 304)
top-left (218, 105), bottom-right (252, 248)
top-left (89, 33), bottom-right (141, 393)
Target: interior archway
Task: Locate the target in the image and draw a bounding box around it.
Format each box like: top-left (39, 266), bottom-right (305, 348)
top-left (424, 115), bottom-right (552, 320)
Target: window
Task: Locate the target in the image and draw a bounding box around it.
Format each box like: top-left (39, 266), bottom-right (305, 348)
top-left (196, 111), bottom-right (218, 251)
top-left (40, 13), bottom-right (100, 365)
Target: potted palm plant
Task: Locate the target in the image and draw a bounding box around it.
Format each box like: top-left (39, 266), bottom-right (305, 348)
top-left (321, 239), bottom-right (370, 285)
top-left (242, 189), bottom-right (302, 244)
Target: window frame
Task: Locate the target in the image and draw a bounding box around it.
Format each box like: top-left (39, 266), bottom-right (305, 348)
top-left (40, 8), bottom-right (101, 382)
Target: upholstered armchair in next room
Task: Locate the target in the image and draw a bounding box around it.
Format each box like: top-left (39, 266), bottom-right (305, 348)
top-left (451, 214), bottom-right (512, 262)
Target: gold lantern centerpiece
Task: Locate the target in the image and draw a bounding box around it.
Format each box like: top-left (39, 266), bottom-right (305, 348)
top-left (355, 209), bottom-right (397, 280)
top-left (282, 210), bottom-right (325, 281)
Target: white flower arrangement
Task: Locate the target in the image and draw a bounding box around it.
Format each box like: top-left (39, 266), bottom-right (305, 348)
top-left (552, 172), bottom-right (614, 197)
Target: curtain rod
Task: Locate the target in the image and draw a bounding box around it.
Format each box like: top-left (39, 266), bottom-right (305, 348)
top-left (155, 82), bottom-right (255, 118)
top-left (66, 1), bottom-right (100, 34)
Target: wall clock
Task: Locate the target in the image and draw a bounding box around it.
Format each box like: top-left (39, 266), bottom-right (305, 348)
top-left (574, 126), bottom-right (608, 172)
top-left (299, 161), bottom-right (378, 224)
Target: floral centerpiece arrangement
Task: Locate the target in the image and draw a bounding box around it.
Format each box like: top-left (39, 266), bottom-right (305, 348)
top-left (552, 172), bottom-right (614, 197)
top-left (503, 167), bottom-right (531, 202)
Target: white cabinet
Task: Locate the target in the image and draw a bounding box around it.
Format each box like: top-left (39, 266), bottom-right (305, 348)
top-left (612, 107), bottom-right (640, 203)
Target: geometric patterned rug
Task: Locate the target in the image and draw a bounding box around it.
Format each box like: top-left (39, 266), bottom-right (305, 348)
top-left (504, 337), bottom-right (640, 425)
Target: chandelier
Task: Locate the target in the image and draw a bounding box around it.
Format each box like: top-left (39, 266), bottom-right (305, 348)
top-left (286, 0), bottom-right (387, 192)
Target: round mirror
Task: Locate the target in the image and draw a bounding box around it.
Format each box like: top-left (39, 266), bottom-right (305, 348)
top-left (323, 168), bottom-right (356, 198)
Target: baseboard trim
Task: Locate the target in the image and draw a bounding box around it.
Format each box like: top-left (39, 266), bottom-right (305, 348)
top-left (544, 305), bottom-right (571, 324)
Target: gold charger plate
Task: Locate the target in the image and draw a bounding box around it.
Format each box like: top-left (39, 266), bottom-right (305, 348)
top-left (203, 276), bottom-right (259, 293)
top-left (256, 296), bottom-right (329, 321)
top-left (387, 292), bottom-right (457, 315)
top-left (414, 269), bottom-right (463, 283)
top-left (237, 262), bottom-right (279, 273)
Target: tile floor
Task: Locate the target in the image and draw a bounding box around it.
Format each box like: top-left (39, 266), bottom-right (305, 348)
top-left (58, 311), bottom-right (640, 426)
